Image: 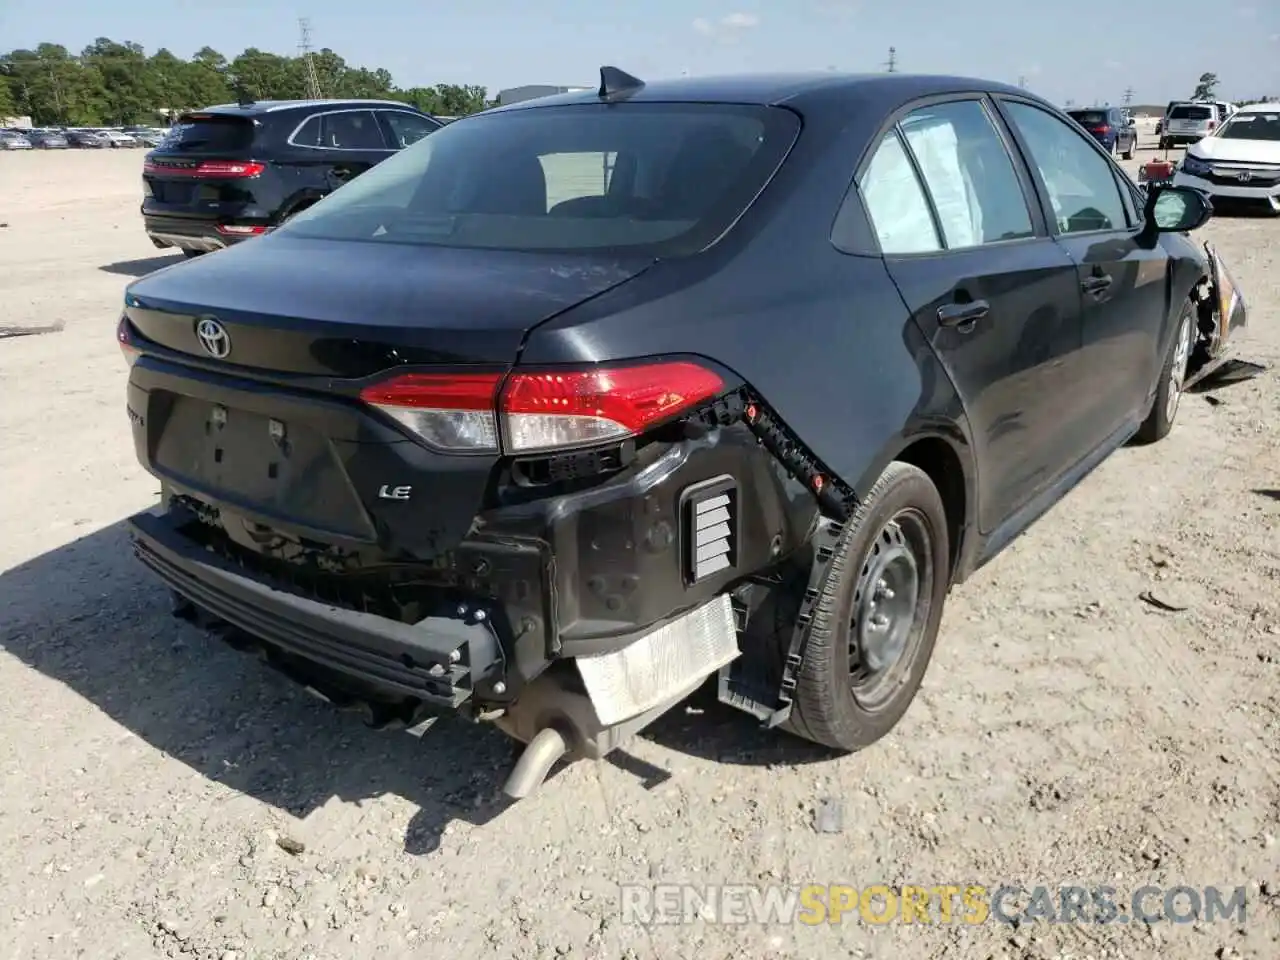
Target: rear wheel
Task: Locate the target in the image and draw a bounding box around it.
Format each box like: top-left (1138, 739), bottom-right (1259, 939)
top-left (1135, 299), bottom-right (1196, 444)
top-left (1122, 136), bottom-right (1134, 160)
top-left (782, 462), bottom-right (949, 752)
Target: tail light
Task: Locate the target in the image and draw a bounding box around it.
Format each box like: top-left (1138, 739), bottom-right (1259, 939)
top-left (117, 315), bottom-right (140, 367)
top-left (143, 159), bottom-right (265, 178)
top-left (1093, 125), bottom-right (1111, 134)
top-left (215, 224), bottom-right (267, 237)
top-left (359, 361), bottom-right (725, 455)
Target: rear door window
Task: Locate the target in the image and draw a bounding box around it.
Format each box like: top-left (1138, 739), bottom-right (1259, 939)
top-left (858, 132), bottom-right (942, 254)
top-left (897, 99), bottom-right (1035, 248)
top-left (163, 115), bottom-right (255, 152)
top-left (291, 110), bottom-right (389, 150)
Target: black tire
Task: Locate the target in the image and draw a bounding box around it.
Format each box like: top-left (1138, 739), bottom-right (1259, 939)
top-left (1122, 137), bottom-right (1134, 160)
top-left (782, 461), bottom-right (950, 752)
top-left (1135, 299), bottom-right (1196, 444)
top-left (182, 248), bottom-right (205, 259)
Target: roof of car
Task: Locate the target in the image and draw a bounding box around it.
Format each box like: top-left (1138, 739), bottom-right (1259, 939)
top-left (486, 71), bottom-right (1037, 113)
top-left (1237, 101), bottom-right (1280, 114)
top-left (190, 99), bottom-right (419, 117)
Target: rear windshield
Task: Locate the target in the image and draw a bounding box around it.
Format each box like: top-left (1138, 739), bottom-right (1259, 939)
top-left (1169, 105), bottom-right (1212, 120)
top-left (279, 102), bottom-right (800, 257)
top-left (162, 115), bottom-right (255, 152)
top-left (1069, 111), bottom-right (1108, 125)
top-left (1218, 112), bottom-right (1280, 141)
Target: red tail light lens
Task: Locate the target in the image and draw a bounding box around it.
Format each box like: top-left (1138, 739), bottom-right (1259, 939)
top-left (358, 361), bottom-right (725, 454)
top-left (501, 363), bottom-right (724, 453)
top-left (143, 159), bottom-right (265, 178)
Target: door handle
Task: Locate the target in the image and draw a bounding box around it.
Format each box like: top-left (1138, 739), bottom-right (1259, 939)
top-left (937, 300), bottom-right (990, 332)
top-left (1081, 274), bottom-right (1113, 294)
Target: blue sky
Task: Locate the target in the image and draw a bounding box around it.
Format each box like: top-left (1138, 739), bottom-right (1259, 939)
top-left (3, 0), bottom-right (1278, 105)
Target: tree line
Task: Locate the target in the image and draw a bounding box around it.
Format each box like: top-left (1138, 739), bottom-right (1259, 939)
top-left (0, 38), bottom-right (492, 125)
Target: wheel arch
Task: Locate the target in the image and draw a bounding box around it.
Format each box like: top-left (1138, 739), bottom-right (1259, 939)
top-left (854, 424), bottom-right (978, 586)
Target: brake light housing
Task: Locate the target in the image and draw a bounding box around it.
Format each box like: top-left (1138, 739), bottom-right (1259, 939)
top-left (117, 315), bottom-right (140, 367)
top-left (358, 361), bottom-right (726, 455)
top-left (143, 159), bottom-right (266, 178)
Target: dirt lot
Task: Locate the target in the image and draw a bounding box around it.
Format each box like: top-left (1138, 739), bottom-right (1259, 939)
top-left (1, 146), bottom-right (1277, 960)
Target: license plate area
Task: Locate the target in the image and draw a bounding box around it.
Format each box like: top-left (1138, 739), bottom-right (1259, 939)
top-left (151, 394), bottom-right (367, 537)
top-left (149, 181), bottom-right (197, 204)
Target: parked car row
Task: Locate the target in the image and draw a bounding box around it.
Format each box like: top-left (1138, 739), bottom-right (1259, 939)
top-left (0, 125), bottom-right (170, 150)
top-left (1173, 101), bottom-right (1280, 215)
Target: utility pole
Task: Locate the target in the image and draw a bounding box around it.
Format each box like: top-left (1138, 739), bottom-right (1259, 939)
top-left (1123, 86), bottom-right (1134, 107)
top-left (1018, 75), bottom-right (1027, 89)
top-left (298, 17), bottom-right (323, 99)
top-left (885, 47), bottom-right (897, 73)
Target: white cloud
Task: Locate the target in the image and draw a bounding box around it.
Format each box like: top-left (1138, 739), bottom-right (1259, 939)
top-left (692, 12), bottom-right (761, 42)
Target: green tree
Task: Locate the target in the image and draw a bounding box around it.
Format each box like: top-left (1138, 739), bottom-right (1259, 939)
top-left (83, 38), bottom-right (157, 124)
top-left (186, 47), bottom-right (231, 110)
top-left (1191, 72), bottom-right (1219, 101)
top-left (0, 37), bottom-right (489, 123)
top-left (0, 72), bottom-right (15, 118)
top-left (228, 48), bottom-right (303, 101)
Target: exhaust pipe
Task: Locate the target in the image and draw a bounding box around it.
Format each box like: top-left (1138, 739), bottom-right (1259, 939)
top-left (502, 726), bottom-right (569, 800)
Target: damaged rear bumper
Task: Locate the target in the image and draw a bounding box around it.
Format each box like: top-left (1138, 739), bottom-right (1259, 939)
top-left (129, 507), bottom-right (503, 709)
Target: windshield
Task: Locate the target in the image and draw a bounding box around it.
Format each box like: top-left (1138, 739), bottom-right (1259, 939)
top-left (280, 102), bottom-right (800, 257)
top-left (1170, 105), bottom-right (1212, 121)
top-left (1217, 112), bottom-right (1280, 141)
top-left (1069, 111), bottom-right (1108, 125)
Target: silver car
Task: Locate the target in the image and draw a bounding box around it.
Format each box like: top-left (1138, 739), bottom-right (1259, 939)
top-left (0, 131), bottom-right (33, 150)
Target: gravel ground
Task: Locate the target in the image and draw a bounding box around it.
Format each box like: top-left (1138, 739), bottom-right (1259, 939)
top-left (0, 146), bottom-right (1277, 960)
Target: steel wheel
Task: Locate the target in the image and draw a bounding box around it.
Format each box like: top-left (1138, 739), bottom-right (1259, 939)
top-left (848, 509), bottom-right (933, 713)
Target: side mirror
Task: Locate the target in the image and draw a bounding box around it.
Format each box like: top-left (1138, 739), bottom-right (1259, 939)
top-left (1145, 185), bottom-right (1213, 233)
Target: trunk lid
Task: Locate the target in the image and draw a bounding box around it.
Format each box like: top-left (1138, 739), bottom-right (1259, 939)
top-left (125, 234), bottom-right (655, 375)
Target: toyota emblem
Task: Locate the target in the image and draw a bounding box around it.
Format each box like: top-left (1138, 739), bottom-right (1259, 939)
top-left (1236, 171), bottom-right (1253, 182)
top-left (195, 317), bottom-right (231, 359)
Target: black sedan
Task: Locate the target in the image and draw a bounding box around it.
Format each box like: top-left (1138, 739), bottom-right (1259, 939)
top-left (116, 68), bottom-right (1242, 795)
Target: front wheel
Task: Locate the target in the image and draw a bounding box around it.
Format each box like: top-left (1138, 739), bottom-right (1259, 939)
top-left (1134, 300), bottom-right (1196, 444)
top-left (782, 461), bottom-right (950, 752)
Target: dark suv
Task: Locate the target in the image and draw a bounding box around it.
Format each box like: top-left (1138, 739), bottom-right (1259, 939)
top-left (1066, 107), bottom-right (1136, 158)
top-left (141, 99), bottom-right (442, 257)
top-left (119, 69), bottom-right (1246, 799)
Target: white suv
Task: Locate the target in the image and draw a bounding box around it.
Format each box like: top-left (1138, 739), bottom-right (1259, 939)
top-left (1160, 101), bottom-right (1223, 149)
